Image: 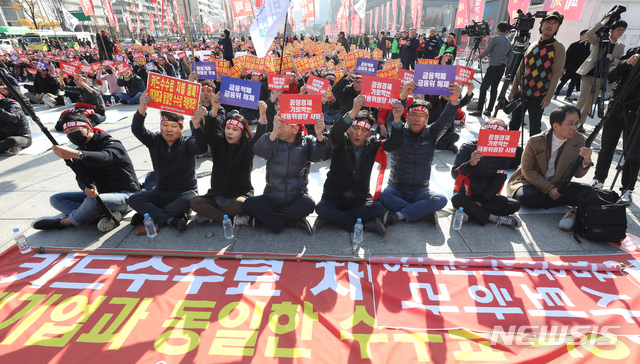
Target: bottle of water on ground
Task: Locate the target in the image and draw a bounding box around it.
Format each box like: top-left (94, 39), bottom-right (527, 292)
top-left (223, 215), bottom-right (234, 239)
top-left (453, 207), bottom-right (465, 231)
top-left (12, 228), bottom-right (31, 254)
top-left (64, 96), bottom-right (71, 106)
top-left (110, 96), bottom-right (115, 106)
top-left (143, 213), bottom-right (157, 238)
top-left (353, 218), bottom-right (364, 244)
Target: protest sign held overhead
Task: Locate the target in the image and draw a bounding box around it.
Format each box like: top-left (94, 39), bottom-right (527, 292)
top-left (219, 76), bottom-right (261, 110)
top-left (355, 58), bottom-right (379, 76)
top-left (146, 73), bottom-right (201, 116)
top-left (268, 73), bottom-right (289, 91)
top-left (477, 128), bottom-right (521, 157)
top-left (414, 64), bottom-right (456, 95)
top-left (305, 75), bottom-right (330, 95)
top-left (195, 62), bottom-right (217, 80)
top-left (361, 75), bottom-right (401, 109)
top-left (279, 94), bottom-right (323, 124)
top-left (455, 65), bottom-right (476, 86)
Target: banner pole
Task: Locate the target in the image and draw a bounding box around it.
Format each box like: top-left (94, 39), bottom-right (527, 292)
top-left (278, 4), bottom-right (290, 74)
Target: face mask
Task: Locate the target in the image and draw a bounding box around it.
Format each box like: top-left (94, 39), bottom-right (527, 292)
top-left (67, 130), bottom-right (87, 146)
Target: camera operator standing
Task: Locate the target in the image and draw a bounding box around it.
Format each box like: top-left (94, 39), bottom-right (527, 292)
top-left (591, 47), bottom-right (640, 205)
top-left (508, 11), bottom-right (565, 136)
top-left (470, 22), bottom-right (512, 117)
top-left (574, 17), bottom-right (627, 132)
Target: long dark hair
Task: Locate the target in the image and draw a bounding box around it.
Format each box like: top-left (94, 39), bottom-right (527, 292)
top-left (220, 114), bottom-right (253, 142)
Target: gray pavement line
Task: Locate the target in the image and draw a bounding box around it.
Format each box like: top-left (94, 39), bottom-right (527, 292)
top-left (32, 247), bottom-right (629, 271)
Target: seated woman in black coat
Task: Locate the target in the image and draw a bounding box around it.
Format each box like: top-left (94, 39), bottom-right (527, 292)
top-left (450, 118), bottom-right (521, 228)
top-left (190, 101), bottom-right (267, 224)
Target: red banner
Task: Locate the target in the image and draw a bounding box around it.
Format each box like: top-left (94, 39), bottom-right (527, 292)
top-left (2, 246), bottom-right (640, 363)
top-left (79, 64), bottom-right (93, 74)
top-left (146, 73), bottom-right (201, 116)
top-left (417, 58), bottom-right (439, 65)
top-left (273, 55), bottom-right (294, 72)
top-left (79, 0), bottom-right (95, 16)
top-left (279, 94), bottom-right (323, 124)
top-left (377, 67), bottom-right (398, 79)
top-left (267, 73), bottom-right (289, 91)
top-left (294, 57), bottom-right (312, 74)
top-left (361, 75), bottom-right (401, 109)
top-left (476, 129), bottom-right (521, 157)
top-left (305, 75), bottom-right (330, 95)
top-left (455, 0), bottom-right (470, 28)
top-left (101, 0), bottom-right (116, 26)
top-left (375, 6), bottom-right (379, 33)
top-left (399, 69), bottom-right (414, 83)
top-left (243, 55), bottom-right (266, 73)
top-left (212, 59), bottom-right (229, 76)
top-left (455, 65), bottom-right (476, 86)
top-left (231, 0), bottom-right (253, 18)
top-left (473, 0), bottom-right (485, 22)
top-left (400, 0), bottom-right (406, 30)
top-left (60, 62), bottom-right (78, 76)
top-left (301, 0), bottom-right (315, 19)
top-left (543, 0), bottom-right (584, 21)
top-left (149, 11), bottom-right (156, 33)
top-left (392, 0), bottom-right (397, 30)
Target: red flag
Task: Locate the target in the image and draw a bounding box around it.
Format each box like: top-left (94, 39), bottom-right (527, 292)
top-left (149, 11), bottom-right (156, 33)
top-left (101, 0), bottom-right (116, 26)
top-left (455, 0), bottom-right (471, 29)
top-left (400, 0), bottom-right (406, 30)
top-left (392, 0), bottom-right (397, 31)
top-left (375, 6), bottom-right (379, 32)
top-left (79, 0), bottom-right (95, 16)
top-left (255, 0), bottom-right (264, 8)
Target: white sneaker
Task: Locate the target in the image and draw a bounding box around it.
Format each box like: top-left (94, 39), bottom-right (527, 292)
top-left (620, 190), bottom-right (633, 206)
top-left (97, 211), bottom-right (122, 232)
top-left (559, 209), bottom-right (576, 231)
top-left (195, 213), bottom-right (212, 224)
top-left (590, 179), bottom-right (603, 189)
top-left (233, 214), bottom-right (255, 227)
top-left (43, 94), bottom-right (56, 108)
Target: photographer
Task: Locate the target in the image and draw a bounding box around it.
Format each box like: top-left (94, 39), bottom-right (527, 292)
top-left (591, 47), bottom-right (640, 205)
top-left (508, 11), bottom-right (565, 136)
top-left (470, 22), bottom-right (512, 117)
top-left (553, 30), bottom-right (590, 102)
top-left (575, 17), bottom-right (626, 131)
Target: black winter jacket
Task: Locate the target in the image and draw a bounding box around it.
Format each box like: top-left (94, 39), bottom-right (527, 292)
top-left (117, 74), bottom-right (146, 97)
top-left (332, 77), bottom-right (360, 114)
top-left (451, 141), bottom-right (509, 203)
top-left (323, 114), bottom-right (404, 200)
top-left (253, 132), bottom-right (332, 204)
top-left (388, 101), bottom-right (458, 190)
top-left (0, 97), bottom-right (31, 140)
top-left (74, 131), bottom-right (139, 194)
top-left (34, 73), bottom-right (61, 94)
top-left (131, 111), bottom-right (208, 192)
top-left (204, 118), bottom-right (267, 198)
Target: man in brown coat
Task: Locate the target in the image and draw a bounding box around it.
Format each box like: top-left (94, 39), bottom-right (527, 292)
top-left (506, 105), bottom-right (594, 229)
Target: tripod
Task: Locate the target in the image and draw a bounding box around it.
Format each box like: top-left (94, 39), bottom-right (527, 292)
top-left (587, 30), bottom-right (612, 120)
top-left (464, 36), bottom-right (484, 68)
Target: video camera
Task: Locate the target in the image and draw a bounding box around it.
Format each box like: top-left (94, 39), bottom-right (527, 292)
top-left (461, 20), bottom-right (491, 37)
top-left (511, 10), bottom-right (547, 32)
top-left (596, 5), bottom-right (627, 37)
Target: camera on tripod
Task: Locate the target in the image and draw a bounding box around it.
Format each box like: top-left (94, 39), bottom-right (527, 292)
top-left (511, 10), bottom-right (547, 32)
top-left (461, 20), bottom-right (491, 37)
top-left (596, 5), bottom-right (627, 37)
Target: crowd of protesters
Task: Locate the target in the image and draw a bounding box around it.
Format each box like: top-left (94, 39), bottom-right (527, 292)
top-left (1, 9), bottom-right (634, 238)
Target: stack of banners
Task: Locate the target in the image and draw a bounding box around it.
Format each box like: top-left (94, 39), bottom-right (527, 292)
top-left (1, 246), bottom-right (640, 363)
top-left (146, 73), bottom-right (202, 116)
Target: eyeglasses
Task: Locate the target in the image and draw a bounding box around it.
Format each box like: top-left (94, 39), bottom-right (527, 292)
top-left (562, 122), bottom-right (578, 129)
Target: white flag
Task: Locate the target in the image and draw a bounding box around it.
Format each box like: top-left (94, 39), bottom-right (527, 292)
top-left (250, 0), bottom-right (293, 58)
top-left (354, 0), bottom-right (367, 19)
top-left (61, 7), bottom-right (80, 31)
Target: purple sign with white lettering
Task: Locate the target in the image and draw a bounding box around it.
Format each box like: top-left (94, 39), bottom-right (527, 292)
top-left (219, 76), bottom-right (260, 110)
top-left (413, 64), bottom-right (456, 95)
top-left (355, 57), bottom-right (380, 76)
top-left (195, 62), bottom-right (217, 80)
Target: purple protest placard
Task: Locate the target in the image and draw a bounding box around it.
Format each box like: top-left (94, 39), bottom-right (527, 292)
top-left (195, 62), bottom-right (217, 80)
top-left (219, 76), bottom-right (260, 110)
top-left (144, 62), bottom-right (155, 71)
top-left (114, 54), bottom-right (126, 63)
top-left (355, 57), bottom-right (379, 76)
top-left (413, 64), bottom-right (456, 95)
top-left (37, 60), bottom-right (49, 71)
top-left (10, 54), bottom-right (19, 62)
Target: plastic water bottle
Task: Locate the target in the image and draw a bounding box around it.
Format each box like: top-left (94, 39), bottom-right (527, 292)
top-left (26, 115), bottom-right (33, 125)
top-left (12, 228), bottom-right (31, 254)
top-left (143, 213), bottom-right (157, 238)
top-left (353, 218), bottom-right (363, 245)
top-left (64, 96), bottom-right (71, 106)
top-left (453, 207), bottom-right (464, 231)
top-left (223, 215), bottom-right (234, 239)
top-left (110, 96), bottom-right (115, 105)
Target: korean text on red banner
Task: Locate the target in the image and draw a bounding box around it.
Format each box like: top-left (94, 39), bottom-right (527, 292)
top-left (477, 129), bottom-right (521, 157)
top-left (60, 62), bottom-right (78, 76)
top-left (267, 73), bottom-right (289, 91)
top-left (305, 75), bottom-right (330, 95)
top-left (455, 65), bottom-right (475, 86)
top-left (279, 94), bottom-right (323, 124)
top-left (360, 75), bottom-right (401, 109)
top-left (146, 73), bottom-right (202, 116)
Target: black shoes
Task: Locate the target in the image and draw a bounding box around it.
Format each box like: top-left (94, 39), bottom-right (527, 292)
top-left (168, 215), bottom-right (188, 231)
top-left (32, 217), bottom-right (66, 230)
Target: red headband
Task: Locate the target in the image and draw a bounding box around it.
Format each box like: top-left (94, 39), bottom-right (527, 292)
top-left (351, 120), bottom-right (371, 130)
top-left (484, 123), bottom-right (507, 131)
top-left (160, 114), bottom-right (183, 125)
top-left (63, 120), bottom-right (91, 131)
top-left (409, 106), bottom-right (429, 116)
top-left (226, 118), bottom-right (245, 131)
top-left (202, 84), bottom-right (214, 91)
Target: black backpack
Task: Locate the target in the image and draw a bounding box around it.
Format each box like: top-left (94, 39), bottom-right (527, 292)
top-left (574, 189), bottom-right (627, 242)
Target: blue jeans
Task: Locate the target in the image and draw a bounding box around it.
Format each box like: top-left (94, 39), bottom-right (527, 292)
top-left (378, 185), bottom-right (447, 221)
top-left (50, 191), bottom-right (134, 226)
top-left (117, 91), bottom-right (143, 104)
top-left (316, 197), bottom-right (384, 231)
top-left (324, 109), bottom-right (342, 125)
